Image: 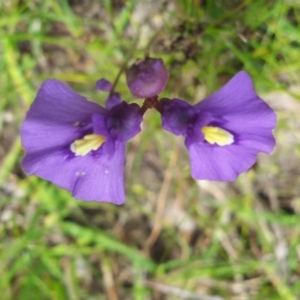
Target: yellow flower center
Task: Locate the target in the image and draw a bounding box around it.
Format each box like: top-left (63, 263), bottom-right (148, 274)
top-left (70, 134), bottom-right (106, 156)
top-left (202, 126), bottom-right (234, 146)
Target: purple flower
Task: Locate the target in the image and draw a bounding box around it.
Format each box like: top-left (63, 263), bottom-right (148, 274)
top-left (160, 71), bottom-right (276, 181)
top-left (126, 57), bottom-right (169, 98)
top-left (21, 79), bottom-right (143, 204)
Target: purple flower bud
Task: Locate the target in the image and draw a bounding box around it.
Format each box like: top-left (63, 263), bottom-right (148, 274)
top-left (96, 78), bottom-right (113, 92)
top-left (126, 57), bottom-right (169, 99)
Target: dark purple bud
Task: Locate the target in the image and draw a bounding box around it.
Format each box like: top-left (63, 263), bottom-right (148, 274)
top-left (96, 78), bottom-right (113, 92)
top-left (126, 57), bottom-right (169, 99)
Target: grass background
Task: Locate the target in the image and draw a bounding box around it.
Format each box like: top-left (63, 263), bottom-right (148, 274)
top-left (1, 0), bottom-right (300, 299)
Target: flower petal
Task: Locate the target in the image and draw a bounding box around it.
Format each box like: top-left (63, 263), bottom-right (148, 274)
top-left (188, 142), bottom-right (258, 181)
top-left (195, 71), bottom-right (276, 155)
top-left (21, 79), bottom-right (106, 153)
top-left (22, 143), bottom-right (126, 204)
top-left (195, 71), bottom-right (276, 133)
top-left (72, 142), bottom-right (126, 204)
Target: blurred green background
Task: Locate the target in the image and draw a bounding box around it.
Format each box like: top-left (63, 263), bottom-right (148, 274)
top-left (1, 0), bottom-right (300, 299)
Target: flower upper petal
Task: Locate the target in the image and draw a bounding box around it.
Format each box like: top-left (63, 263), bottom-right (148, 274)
top-left (195, 71), bottom-right (276, 133)
top-left (21, 79), bottom-right (106, 153)
top-left (195, 71), bottom-right (276, 155)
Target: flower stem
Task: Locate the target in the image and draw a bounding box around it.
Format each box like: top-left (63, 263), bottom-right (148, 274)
top-left (111, 38), bottom-right (139, 92)
top-left (140, 96), bottom-right (162, 115)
